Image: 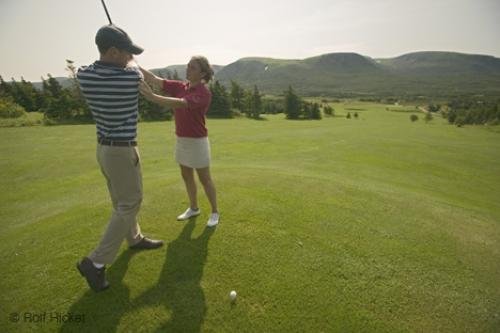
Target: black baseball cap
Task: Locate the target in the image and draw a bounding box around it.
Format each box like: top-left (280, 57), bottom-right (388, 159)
top-left (95, 24), bottom-right (144, 55)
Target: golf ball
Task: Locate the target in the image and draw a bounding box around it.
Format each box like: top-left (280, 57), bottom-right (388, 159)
top-left (229, 290), bottom-right (237, 301)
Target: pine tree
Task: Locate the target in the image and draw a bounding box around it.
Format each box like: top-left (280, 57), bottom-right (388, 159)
top-left (0, 76), bottom-right (11, 98)
top-left (302, 102), bottom-right (311, 119)
top-left (65, 60), bottom-right (91, 120)
top-left (242, 90), bottom-right (252, 115)
top-left (284, 86), bottom-right (301, 119)
top-left (38, 76), bottom-right (52, 111)
top-left (424, 111), bottom-right (433, 122)
top-left (230, 81), bottom-right (245, 111)
top-left (19, 78), bottom-right (36, 112)
top-left (8, 78), bottom-right (36, 112)
top-left (208, 81), bottom-right (232, 118)
top-left (46, 74), bottom-right (63, 98)
top-left (323, 105), bottom-right (334, 116)
top-left (248, 85), bottom-right (262, 119)
top-left (311, 102), bottom-right (322, 119)
top-left (172, 70), bottom-right (181, 80)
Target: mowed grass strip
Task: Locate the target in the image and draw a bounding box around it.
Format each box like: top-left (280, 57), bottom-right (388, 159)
top-left (1, 103), bottom-right (499, 332)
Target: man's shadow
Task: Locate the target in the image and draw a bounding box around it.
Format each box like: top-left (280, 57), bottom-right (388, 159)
top-left (60, 217), bottom-right (214, 333)
top-left (132, 218), bottom-right (215, 332)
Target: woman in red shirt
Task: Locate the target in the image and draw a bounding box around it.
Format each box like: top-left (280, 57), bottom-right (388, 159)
top-left (139, 56), bottom-right (219, 227)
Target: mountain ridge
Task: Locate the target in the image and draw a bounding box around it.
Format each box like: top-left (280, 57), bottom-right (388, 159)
top-left (27, 51), bottom-right (500, 97)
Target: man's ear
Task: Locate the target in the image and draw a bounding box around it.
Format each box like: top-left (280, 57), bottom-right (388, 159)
top-left (108, 46), bottom-right (119, 57)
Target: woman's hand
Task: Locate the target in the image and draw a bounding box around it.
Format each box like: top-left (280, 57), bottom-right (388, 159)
top-left (139, 80), bottom-right (155, 101)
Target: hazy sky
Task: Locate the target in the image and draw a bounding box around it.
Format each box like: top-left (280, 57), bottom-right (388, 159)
top-left (1, 0), bottom-right (499, 81)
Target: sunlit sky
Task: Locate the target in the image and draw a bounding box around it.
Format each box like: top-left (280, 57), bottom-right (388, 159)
top-left (1, 0), bottom-right (499, 81)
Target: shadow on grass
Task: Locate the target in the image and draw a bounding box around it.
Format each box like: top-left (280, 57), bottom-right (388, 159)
top-left (61, 217), bottom-right (215, 332)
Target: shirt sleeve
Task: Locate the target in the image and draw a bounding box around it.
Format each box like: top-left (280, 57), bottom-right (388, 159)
top-left (124, 66), bottom-right (143, 80)
top-left (136, 68), bottom-right (144, 80)
top-left (162, 80), bottom-right (185, 97)
top-left (184, 90), bottom-right (210, 111)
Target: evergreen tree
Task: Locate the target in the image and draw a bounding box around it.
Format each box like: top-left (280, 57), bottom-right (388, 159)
top-left (248, 85), bottom-right (262, 119)
top-left (65, 60), bottom-right (91, 120)
top-left (284, 86), bottom-right (301, 119)
top-left (302, 102), bottom-right (311, 119)
top-left (46, 74), bottom-right (63, 98)
top-left (424, 111), bottom-right (433, 122)
top-left (172, 70), bottom-right (181, 80)
top-left (263, 98), bottom-right (283, 114)
top-left (0, 76), bottom-right (11, 97)
top-left (38, 76), bottom-right (52, 111)
top-left (242, 90), bottom-right (252, 115)
top-left (18, 78), bottom-right (36, 112)
top-left (7, 78), bottom-right (36, 112)
top-left (311, 102), bottom-right (322, 119)
top-left (323, 105), bottom-right (334, 116)
top-left (44, 90), bottom-right (74, 120)
top-left (208, 80), bottom-right (232, 118)
top-left (230, 80), bottom-right (245, 111)
top-left (166, 70), bottom-right (173, 80)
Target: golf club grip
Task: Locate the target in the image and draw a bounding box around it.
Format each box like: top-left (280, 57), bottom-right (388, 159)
top-left (101, 0), bottom-right (113, 25)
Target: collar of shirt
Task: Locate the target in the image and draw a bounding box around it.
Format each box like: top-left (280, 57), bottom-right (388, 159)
top-left (187, 82), bottom-right (204, 92)
top-left (94, 60), bottom-right (125, 69)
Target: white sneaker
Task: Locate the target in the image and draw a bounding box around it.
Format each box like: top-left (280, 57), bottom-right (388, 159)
top-left (177, 207), bottom-right (200, 221)
top-left (207, 213), bottom-right (220, 227)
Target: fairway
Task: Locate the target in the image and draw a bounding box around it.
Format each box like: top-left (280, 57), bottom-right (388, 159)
top-left (1, 103), bottom-right (499, 332)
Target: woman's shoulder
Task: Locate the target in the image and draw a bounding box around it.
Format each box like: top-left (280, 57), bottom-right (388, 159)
top-left (165, 79), bottom-right (187, 88)
top-left (196, 83), bottom-right (211, 95)
top-left (163, 79), bottom-right (188, 95)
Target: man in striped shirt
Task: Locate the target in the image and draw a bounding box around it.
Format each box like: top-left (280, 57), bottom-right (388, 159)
top-left (76, 25), bottom-right (163, 292)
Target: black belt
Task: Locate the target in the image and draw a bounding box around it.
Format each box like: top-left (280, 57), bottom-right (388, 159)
top-left (98, 138), bottom-right (137, 147)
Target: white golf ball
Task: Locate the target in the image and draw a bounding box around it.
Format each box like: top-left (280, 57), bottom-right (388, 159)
top-left (229, 290), bottom-right (237, 301)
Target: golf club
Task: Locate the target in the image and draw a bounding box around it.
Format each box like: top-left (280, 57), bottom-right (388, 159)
top-left (100, 0), bottom-right (113, 25)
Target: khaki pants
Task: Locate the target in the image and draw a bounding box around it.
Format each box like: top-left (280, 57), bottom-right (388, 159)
top-left (89, 144), bottom-right (144, 264)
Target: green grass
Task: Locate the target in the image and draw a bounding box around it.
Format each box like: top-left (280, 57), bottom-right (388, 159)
top-left (1, 102), bottom-right (499, 332)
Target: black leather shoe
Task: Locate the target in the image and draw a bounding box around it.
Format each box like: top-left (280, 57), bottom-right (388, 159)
top-left (129, 237), bottom-right (164, 250)
top-left (76, 257), bottom-right (109, 292)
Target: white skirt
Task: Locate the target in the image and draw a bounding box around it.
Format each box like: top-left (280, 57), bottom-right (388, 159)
top-left (175, 136), bottom-right (211, 169)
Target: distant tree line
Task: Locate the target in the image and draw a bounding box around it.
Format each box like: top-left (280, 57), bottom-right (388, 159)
top-left (442, 98), bottom-right (500, 126)
top-left (208, 80), bottom-right (287, 119)
top-left (0, 60), bottom-right (173, 124)
top-left (1, 61), bottom-right (343, 125)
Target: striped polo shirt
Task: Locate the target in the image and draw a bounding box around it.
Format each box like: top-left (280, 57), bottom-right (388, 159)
top-left (77, 61), bottom-right (143, 141)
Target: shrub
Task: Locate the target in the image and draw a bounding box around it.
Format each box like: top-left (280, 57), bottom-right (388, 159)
top-left (424, 112), bottom-right (433, 122)
top-left (410, 114), bottom-right (418, 122)
top-left (346, 112), bottom-right (351, 119)
top-left (0, 98), bottom-right (26, 118)
top-left (323, 105), bottom-right (334, 116)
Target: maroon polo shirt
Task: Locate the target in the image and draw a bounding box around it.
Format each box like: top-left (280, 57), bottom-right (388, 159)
top-left (162, 80), bottom-right (211, 137)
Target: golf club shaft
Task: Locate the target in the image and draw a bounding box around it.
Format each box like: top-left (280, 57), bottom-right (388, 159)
top-left (101, 0), bottom-right (113, 25)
